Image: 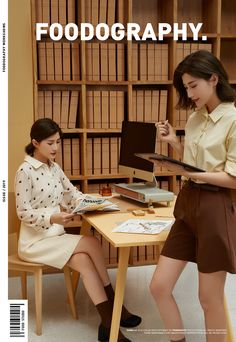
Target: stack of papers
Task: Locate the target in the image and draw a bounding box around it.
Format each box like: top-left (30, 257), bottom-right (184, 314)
top-left (72, 195), bottom-right (119, 214)
top-left (113, 219), bottom-right (174, 234)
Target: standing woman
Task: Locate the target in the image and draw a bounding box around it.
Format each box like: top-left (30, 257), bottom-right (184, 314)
top-left (150, 50), bottom-right (236, 342)
top-left (15, 118), bottom-right (141, 342)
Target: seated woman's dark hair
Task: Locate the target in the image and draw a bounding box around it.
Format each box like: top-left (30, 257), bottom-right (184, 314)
top-left (173, 50), bottom-right (236, 110)
top-left (25, 118), bottom-right (63, 156)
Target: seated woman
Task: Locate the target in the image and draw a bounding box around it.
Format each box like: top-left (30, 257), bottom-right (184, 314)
top-left (15, 118), bottom-right (141, 342)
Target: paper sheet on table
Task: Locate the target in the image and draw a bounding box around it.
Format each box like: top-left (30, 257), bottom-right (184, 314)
top-left (113, 219), bottom-right (174, 234)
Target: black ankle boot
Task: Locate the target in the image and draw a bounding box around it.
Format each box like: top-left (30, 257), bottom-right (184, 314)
top-left (98, 324), bottom-right (131, 342)
top-left (104, 284), bottom-right (142, 328)
top-left (120, 314), bottom-right (142, 328)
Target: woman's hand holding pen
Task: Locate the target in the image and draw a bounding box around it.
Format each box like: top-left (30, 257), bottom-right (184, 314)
top-left (155, 120), bottom-right (178, 144)
top-left (50, 212), bottom-right (76, 225)
top-left (155, 120), bottom-right (184, 159)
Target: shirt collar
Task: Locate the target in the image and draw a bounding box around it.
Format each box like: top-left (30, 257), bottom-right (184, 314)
top-left (197, 102), bottom-right (235, 124)
top-left (24, 155), bottom-right (53, 170)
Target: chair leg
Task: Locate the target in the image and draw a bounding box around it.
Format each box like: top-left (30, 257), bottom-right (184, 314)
top-left (63, 266), bottom-right (78, 320)
top-left (34, 268), bottom-right (43, 336)
top-left (224, 296), bottom-right (234, 342)
top-left (20, 272), bottom-right (27, 299)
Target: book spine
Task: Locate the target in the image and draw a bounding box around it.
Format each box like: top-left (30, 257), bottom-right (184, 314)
top-left (144, 90), bottom-right (152, 122)
top-left (101, 137), bottom-right (110, 174)
top-left (87, 138), bottom-right (93, 175)
top-left (91, 0), bottom-right (99, 26)
top-left (101, 91), bottom-right (109, 129)
top-left (93, 138), bottom-right (102, 175)
top-left (68, 90), bottom-right (79, 129)
top-left (117, 43), bottom-right (125, 81)
top-left (50, 0), bottom-right (59, 23)
top-left (139, 44), bottom-right (147, 81)
top-left (38, 42), bottom-right (47, 80)
top-left (86, 90), bottom-right (94, 128)
top-left (100, 43), bottom-right (108, 81)
top-left (54, 43), bottom-right (62, 80)
top-left (62, 42), bottom-right (71, 81)
top-left (116, 91), bottom-right (124, 129)
top-left (108, 44), bottom-right (116, 81)
top-left (93, 91), bottom-right (101, 129)
top-left (132, 43), bottom-right (138, 81)
top-left (52, 90), bottom-right (61, 125)
top-left (147, 44), bottom-right (155, 81)
top-left (60, 90), bottom-right (70, 128)
top-left (86, 43), bottom-right (93, 81)
top-left (44, 90), bottom-right (53, 119)
top-left (72, 138), bottom-right (80, 175)
top-left (109, 91), bottom-right (117, 129)
top-left (37, 90), bottom-right (45, 119)
top-left (92, 43), bottom-right (100, 81)
top-left (58, 0), bottom-right (67, 26)
top-left (46, 42), bottom-right (54, 80)
top-left (62, 138), bottom-right (72, 176)
top-left (71, 42), bottom-right (80, 80)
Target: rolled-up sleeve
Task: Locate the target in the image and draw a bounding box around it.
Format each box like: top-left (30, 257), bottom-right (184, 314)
top-left (225, 121), bottom-right (236, 177)
top-left (15, 169), bottom-right (51, 232)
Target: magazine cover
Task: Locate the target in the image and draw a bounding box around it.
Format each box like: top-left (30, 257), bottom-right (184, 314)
top-left (6, 0), bottom-right (236, 341)
top-left (1, 0), bottom-right (8, 341)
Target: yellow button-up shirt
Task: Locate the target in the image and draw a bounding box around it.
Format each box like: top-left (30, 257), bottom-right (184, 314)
top-left (183, 102), bottom-right (236, 177)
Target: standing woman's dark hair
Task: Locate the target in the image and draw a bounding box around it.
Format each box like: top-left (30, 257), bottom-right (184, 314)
top-left (25, 118), bottom-right (63, 155)
top-left (173, 49), bottom-right (236, 109)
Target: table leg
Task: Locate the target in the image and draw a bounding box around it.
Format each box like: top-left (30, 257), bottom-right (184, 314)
top-left (80, 219), bottom-right (92, 235)
top-left (224, 296), bottom-right (234, 342)
top-left (109, 247), bottom-right (130, 342)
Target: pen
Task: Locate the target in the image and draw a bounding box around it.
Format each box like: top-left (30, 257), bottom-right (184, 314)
top-left (160, 119), bottom-right (169, 136)
top-left (162, 119), bottom-right (168, 126)
top-left (139, 222), bottom-right (151, 230)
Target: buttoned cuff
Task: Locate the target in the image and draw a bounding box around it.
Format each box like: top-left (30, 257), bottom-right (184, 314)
top-left (44, 214), bottom-right (52, 229)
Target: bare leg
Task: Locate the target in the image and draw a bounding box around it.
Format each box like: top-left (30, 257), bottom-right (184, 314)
top-left (150, 255), bottom-right (187, 341)
top-left (72, 236), bottom-right (110, 286)
top-left (67, 252), bottom-right (107, 305)
top-left (198, 271), bottom-right (227, 342)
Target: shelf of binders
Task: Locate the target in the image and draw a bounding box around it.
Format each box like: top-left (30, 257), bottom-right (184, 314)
top-left (32, 0), bottom-right (236, 196)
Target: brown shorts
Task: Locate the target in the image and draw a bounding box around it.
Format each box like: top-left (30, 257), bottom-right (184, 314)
top-left (161, 181), bottom-right (236, 273)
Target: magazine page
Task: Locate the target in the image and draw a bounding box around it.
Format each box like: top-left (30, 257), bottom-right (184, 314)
top-left (7, 0), bottom-right (236, 341)
top-left (113, 219), bottom-right (174, 234)
top-left (72, 195), bottom-right (119, 213)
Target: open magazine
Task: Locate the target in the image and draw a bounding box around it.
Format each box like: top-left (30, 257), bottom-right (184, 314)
top-left (72, 195), bottom-right (120, 214)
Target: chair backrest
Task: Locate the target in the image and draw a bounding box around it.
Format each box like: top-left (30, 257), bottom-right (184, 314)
top-left (8, 192), bottom-right (21, 255)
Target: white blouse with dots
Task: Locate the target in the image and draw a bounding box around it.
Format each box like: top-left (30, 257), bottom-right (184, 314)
top-left (14, 155), bottom-right (84, 269)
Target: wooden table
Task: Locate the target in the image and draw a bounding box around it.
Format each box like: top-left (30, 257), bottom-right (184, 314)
top-left (81, 200), bottom-right (174, 342)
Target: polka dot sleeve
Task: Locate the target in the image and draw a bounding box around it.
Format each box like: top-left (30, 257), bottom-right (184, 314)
top-left (14, 168), bottom-right (51, 232)
top-left (58, 167), bottom-right (85, 211)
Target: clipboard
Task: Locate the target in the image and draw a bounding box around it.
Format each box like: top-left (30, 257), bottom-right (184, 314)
top-left (135, 153), bottom-right (205, 172)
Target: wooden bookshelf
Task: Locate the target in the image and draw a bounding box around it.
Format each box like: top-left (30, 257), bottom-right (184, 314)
top-left (31, 0), bottom-right (236, 266)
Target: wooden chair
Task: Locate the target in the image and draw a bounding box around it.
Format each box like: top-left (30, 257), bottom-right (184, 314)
top-left (8, 192), bottom-right (78, 335)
